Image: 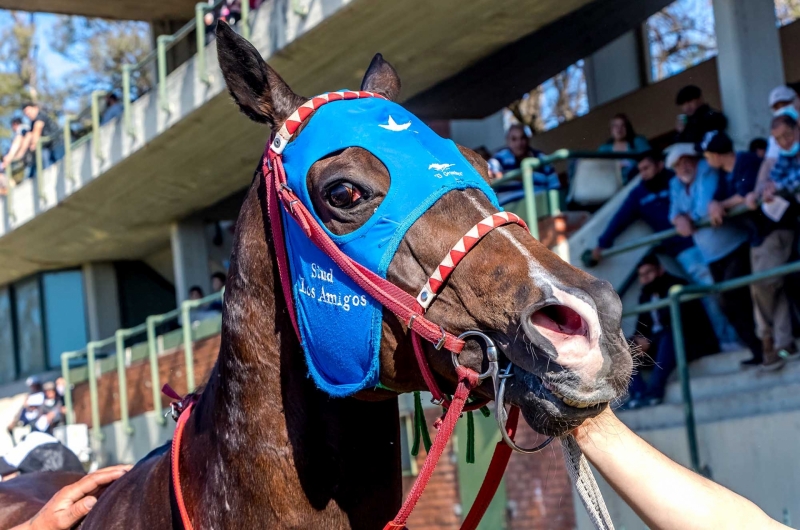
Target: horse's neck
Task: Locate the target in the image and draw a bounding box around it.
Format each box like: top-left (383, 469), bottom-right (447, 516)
top-left (184, 185), bottom-right (402, 528)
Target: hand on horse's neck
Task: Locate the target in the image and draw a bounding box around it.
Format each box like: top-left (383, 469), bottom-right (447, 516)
top-left (182, 182), bottom-right (401, 529)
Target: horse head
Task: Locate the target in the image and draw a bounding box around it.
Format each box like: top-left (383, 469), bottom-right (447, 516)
top-left (216, 24), bottom-right (632, 437)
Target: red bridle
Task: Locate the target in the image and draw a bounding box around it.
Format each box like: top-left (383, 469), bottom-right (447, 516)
top-left (169, 91), bottom-right (531, 530)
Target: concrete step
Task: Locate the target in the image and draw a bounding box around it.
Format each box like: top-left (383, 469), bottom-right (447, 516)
top-left (620, 378), bottom-right (800, 431)
top-left (663, 351), bottom-right (800, 404)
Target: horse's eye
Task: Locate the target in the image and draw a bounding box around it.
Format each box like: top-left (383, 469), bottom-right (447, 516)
top-left (327, 182), bottom-right (363, 208)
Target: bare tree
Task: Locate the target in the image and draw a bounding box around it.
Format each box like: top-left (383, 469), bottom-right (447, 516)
top-left (647, 0), bottom-right (717, 81)
top-left (507, 62), bottom-right (588, 134)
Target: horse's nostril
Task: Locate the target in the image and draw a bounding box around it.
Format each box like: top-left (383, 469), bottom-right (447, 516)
top-left (530, 305), bottom-right (587, 336)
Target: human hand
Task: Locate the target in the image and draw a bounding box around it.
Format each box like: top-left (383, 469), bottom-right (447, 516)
top-left (745, 192), bottom-right (760, 210)
top-left (707, 200), bottom-right (725, 227)
top-left (762, 181), bottom-right (777, 203)
top-left (12, 465), bottom-right (132, 530)
top-left (673, 215), bottom-right (694, 237)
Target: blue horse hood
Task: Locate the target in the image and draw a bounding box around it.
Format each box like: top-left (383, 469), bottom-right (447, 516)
top-left (279, 96), bottom-right (499, 397)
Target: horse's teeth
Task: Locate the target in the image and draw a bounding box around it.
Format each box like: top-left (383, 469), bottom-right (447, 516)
top-left (543, 380), bottom-right (593, 408)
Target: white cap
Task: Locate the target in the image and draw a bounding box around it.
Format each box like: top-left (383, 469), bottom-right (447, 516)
top-left (26, 392), bottom-right (44, 407)
top-left (769, 86), bottom-right (798, 107)
top-left (665, 143), bottom-right (700, 169)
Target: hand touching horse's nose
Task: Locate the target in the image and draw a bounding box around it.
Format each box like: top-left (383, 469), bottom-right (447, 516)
top-left (11, 465), bottom-right (131, 530)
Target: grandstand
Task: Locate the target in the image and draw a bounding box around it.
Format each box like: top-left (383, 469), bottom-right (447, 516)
top-left (0, 0), bottom-right (799, 528)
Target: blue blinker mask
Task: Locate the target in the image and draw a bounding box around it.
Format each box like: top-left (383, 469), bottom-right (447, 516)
top-left (279, 96), bottom-right (499, 397)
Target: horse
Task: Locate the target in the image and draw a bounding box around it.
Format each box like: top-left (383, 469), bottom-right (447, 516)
top-left (5, 22), bottom-right (632, 530)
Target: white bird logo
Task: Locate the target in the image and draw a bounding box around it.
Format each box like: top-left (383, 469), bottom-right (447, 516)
top-left (428, 163), bottom-right (455, 172)
top-left (379, 115), bottom-right (411, 131)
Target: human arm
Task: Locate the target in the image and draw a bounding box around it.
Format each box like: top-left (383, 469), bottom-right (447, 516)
top-left (4, 135), bottom-right (22, 165)
top-left (572, 408), bottom-right (788, 530)
top-left (28, 121), bottom-right (44, 152)
top-left (10, 465), bottom-right (132, 530)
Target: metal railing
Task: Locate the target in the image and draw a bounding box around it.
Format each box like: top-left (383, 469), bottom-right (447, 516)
top-left (61, 290), bottom-right (223, 440)
top-left (620, 258), bottom-right (800, 475)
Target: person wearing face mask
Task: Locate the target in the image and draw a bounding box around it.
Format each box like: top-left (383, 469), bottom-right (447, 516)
top-left (755, 86), bottom-right (800, 193)
top-left (667, 143), bottom-right (764, 367)
top-left (703, 131), bottom-right (796, 370)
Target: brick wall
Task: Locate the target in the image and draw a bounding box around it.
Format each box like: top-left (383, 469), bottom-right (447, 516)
top-left (71, 335), bottom-right (220, 427)
top-left (404, 407), bottom-right (462, 530)
top-left (506, 424), bottom-right (576, 530)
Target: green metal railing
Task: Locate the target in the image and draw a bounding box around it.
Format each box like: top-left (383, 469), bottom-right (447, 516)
top-left (621, 258), bottom-right (800, 474)
top-left (61, 290), bottom-right (223, 438)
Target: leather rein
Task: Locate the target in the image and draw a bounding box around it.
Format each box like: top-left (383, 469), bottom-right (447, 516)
top-left (167, 91), bottom-right (549, 530)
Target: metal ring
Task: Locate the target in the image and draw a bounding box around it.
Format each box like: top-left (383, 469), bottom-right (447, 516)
top-left (451, 330), bottom-right (498, 381)
top-left (495, 364), bottom-right (554, 454)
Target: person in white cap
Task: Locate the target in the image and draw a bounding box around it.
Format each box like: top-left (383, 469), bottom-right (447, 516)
top-left (667, 143), bottom-right (764, 367)
top-left (756, 86), bottom-right (800, 193)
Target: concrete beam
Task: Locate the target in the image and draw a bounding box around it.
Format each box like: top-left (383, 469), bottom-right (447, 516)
top-left (170, 218), bottom-right (211, 304)
top-left (584, 30), bottom-right (646, 109)
top-left (405, 0), bottom-right (674, 119)
top-left (712, 0), bottom-right (786, 147)
top-left (82, 263), bottom-right (121, 342)
top-left (0, 0), bottom-right (196, 21)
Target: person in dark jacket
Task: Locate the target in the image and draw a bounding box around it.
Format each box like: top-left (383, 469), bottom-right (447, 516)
top-left (592, 151), bottom-right (691, 262)
top-left (625, 254), bottom-right (719, 408)
top-left (675, 85), bottom-right (728, 144)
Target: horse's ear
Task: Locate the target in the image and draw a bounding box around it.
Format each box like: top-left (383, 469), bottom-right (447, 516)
top-left (216, 21), bottom-right (304, 128)
top-left (360, 53), bottom-right (401, 102)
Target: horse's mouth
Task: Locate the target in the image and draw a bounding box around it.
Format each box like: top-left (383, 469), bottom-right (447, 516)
top-left (491, 342), bottom-right (612, 437)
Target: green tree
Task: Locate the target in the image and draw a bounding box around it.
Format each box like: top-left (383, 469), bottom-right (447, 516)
top-left (49, 16), bottom-right (152, 108)
top-left (775, 0), bottom-right (800, 25)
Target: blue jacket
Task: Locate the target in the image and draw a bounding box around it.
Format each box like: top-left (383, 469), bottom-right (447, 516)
top-left (598, 169), bottom-right (692, 256)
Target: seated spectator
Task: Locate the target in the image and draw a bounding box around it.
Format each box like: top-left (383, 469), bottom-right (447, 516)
top-left (488, 124), bottom-right (559, 191)
top-left (597, 113), bottom-right (651, 181)
top-left (100, 93), bottom-right (123, 125)
top-left (674, 85), bottom-right (728, 143)
top-left (592, 150), bottom-right (738, 349)
top-left (625, 254), bottom-right (718, 408)
top-left (667, 143), bottom-right (764, 367)
top-left (749, 138), bottom-right (768, 159)
top-left (21, 102), bottom-right (62, 177)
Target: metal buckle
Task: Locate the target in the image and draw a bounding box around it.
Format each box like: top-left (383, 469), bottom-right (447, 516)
top-left (434, 326), bottom-right (447, 350)
top-left (407, 314), bottom-right (419, 330)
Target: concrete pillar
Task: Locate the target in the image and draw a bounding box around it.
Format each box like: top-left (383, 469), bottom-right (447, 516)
top-left (171, 218), bottom-right (211, 304)
top-left (82, 263), bottom-right (121, 341)
top-left (449, 111), bottom-right (506, 153)
top-left (584, 30), bottom-right (645, 109)
top-left (712, 0), bottom-right (785, 147)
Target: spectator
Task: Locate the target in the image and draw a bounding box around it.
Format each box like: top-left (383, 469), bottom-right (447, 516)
top-left (21, 102), bottom-right (62, 177)
top-left (755, 86), bottom-right (800, 191)
top-left (592, 150), bottom-right (738, 349)
top-left (749, 138), bottom-right (768, 159)
top-left (209, 271), bottom-right (226, 312)
top-left (763, 114), bottom-right (800, 199)
top-left (625, 254), bottom-right (718, 408)
top-left (488, 124), bottom-right (560, 191)
top-left (55, 377), bottom-right (67, 401)
top-left (189, 286), bottom-right (204, 300)
top-left (667, 143), bottom-right (764, 368)
top-left (597, 113), bottom-right (651, 181)
top-left (100, 93), bottom-right (123, 125)
top-left (41, 382), bottom-right (64, 431)
top-left (674, 85), bottom-right (728, 144)
top-left (1, 117), bottom-right (33, 192)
